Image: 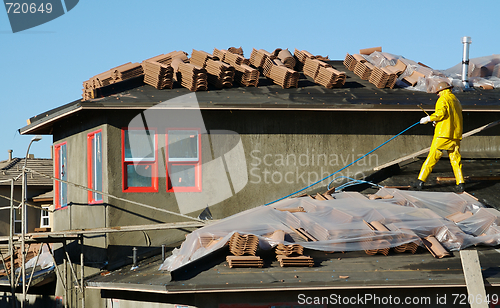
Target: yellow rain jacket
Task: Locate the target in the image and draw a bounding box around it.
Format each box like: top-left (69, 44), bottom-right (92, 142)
top-left (429, 89), bottom-right (463, 140)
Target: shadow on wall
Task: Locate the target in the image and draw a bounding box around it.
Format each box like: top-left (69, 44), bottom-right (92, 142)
top-left (0, 280), bottom-right (57, 307)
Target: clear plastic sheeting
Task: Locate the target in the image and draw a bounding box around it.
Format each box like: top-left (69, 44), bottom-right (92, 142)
top-left (16, 245), bottom-right (54, 272)
top-left (362, 51), bottom-right (500, 92)
top-left (160, 189), bottom-right (500, 272)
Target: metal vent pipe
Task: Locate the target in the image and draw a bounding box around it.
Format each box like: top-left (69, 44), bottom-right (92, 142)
top-left (461, 36), bottom-right (472, 88)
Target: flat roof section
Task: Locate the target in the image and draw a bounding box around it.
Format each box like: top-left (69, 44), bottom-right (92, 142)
top-left (86, 159), bottom-right (500, 294)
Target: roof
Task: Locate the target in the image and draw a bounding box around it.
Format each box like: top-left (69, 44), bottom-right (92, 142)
top-left (32, 190), bottom-right (53, 202)
top-left (86, 158), bottom-right (500, 294)
top-left (87, 246), bottom-right (500, 294)
top-left (19, 60), bottom-right (500, 135)
top-left (0, 158), bottom-right (53, 187)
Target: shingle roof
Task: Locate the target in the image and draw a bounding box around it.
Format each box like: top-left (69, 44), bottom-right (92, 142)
top-left (0, 158), bottom-right (53, 187)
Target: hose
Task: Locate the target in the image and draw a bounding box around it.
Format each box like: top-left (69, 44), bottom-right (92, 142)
top-left (264, 121), bottom-right (420, 206)
top-left (328, 176), bottom-right (382, 191)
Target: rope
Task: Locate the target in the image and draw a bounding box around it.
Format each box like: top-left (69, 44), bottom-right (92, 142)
top-left (264, 121), bottom-right (420, 205)
top-left (25, 168), bottom-right (204, 223)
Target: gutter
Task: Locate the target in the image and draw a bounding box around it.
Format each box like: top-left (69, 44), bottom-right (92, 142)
top-left (18, 100), bottom-right (500, 136)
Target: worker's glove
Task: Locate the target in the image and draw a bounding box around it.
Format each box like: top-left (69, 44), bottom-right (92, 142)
top-left (420, 116), bottom-right (431, 124)
top-left (432, 121), bottom-right (436, 127)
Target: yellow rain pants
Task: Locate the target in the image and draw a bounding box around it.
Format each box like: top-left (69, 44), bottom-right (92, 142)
top-left (418, 137), bottom-right (464, 185)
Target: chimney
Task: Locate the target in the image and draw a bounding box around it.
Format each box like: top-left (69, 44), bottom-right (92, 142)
top-left (461, 36), bottom-right (472, 89)
top-left (7, 149), bottom-right (12, 162)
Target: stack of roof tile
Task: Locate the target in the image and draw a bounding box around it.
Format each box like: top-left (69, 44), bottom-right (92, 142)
top-left (224, 51), bottom-right (250, 67)
top-left (369, 66), bottom-right (396, 89)
top-left (269, 64), bottom-right (299, 89)
top-left (214, 48), bottom-right (259, 87)
top-left (205, 59), bottom-right (235, 88)
top-left (229, 232), bottom-right (259, 256)
top-left (233, 64), bottom-right (259, 87)
top-left (302, 57), bottom-right (346, 88)
top-left (82, 62), bottom-right (144, 100)
top-left (303, 58), bottom-right (323, 79)
top-left (362, 240), bottom-right (391, 256)
top-left (226, 232), bottom-right (263, 268)
top-left (354, 61), bottom-right (375, 80)
top-left (112, 62), bottom-right (144, 81)
top-left (213, 48), bottom-right (227, 62)
top-left (249, 48), bottom-right (273, 69)
top-left (144, 51), bottom-right (188, 66)
top-left (142, 60), bottom-right (174, 90)
top-left (275, 244), bottom-right (313, 267)
top-left (294, 49), bottom-right (317, 71)
top-left (276, 243), bottom-right (303, 256)
top-left (343, 53), bottom-right (367, 71)
top-left (393, 241), bottom-right (419, 254)
top-left (190, 49), bottom-right (213, 68)
top-left (190, 49), bottom-right (235, 89)
top-left (363, 220), bottom-right (392, 256)
top-left (2, 243), bottom-right (41, 272)
top-left (277, 255), bottom-right (314, 267)
top-left (171, 58), bottom-right (208, 92)
top-left (315, 66), bottom-right (346, 88)
top-left (226, 255), bottom-right (263, 268)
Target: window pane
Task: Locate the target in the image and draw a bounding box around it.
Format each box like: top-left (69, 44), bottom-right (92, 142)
top-left (124, 130), bottom-right (155, 161)
top-left (14, 222), bottom-right (21, 234)
top-left (168, 130), bottom-right (198, 161)
top-left (93, 132), bottom-right (103, 201)
top-left (127, 164), bottom-right (152, 187)
top-left (169, 164), bottom-right (195, 187)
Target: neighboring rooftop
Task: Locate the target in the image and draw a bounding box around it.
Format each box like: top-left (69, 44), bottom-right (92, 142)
top-left (0, 154), bottom-right (53, 186)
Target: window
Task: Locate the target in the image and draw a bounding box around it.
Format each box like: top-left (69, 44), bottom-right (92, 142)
top-left (122, 128), bottom-right (158, 192)
top-left (54, 142), bottom-right (68, 209)
top-left (14, 208), bottom-right (22, 234)
top-left (88, 130), bottom-right (103, 203)
top-left (40, 207), bottom-right (50, 228)
top-left (166, 129), bottom-right (201, 192)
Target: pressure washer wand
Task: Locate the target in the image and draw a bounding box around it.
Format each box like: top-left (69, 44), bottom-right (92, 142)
top-left (418, 105), bottom-right (430, 116)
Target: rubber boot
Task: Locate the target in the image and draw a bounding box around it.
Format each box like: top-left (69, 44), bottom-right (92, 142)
top-left (455, 183), bottom-right (465, 193)
top-left (411, 180), bottom-right (424, 191)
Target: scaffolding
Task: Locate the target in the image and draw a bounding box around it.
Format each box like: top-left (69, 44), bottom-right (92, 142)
top-left (0, 162), bottom-right (208, 308)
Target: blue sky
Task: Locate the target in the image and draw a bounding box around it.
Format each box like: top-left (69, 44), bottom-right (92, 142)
top-left (1, 0), bottom-right (499, 160)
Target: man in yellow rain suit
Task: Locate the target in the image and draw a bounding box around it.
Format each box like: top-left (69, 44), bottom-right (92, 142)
top-left (413, 81), bottom-right (465, 193)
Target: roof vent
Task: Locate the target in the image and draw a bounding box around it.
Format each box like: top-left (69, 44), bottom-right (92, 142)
top-left (461, 36), bottom-right (472, 89)
top-left (7, 149), bottom-right (12, 162)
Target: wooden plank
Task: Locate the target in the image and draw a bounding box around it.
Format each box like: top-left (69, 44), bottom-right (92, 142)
top-left (373, 119), bottom-right (500, 171)
top-left (460, 250), bottom-right (488, 308)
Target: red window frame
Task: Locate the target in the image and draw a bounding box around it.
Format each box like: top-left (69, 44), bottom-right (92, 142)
top-left (54, 141), bottom-right (67, 209)
top-left (87, 129), bottom-right (103, 203)
top-left (121, 128), bottom-right (158, 193)
top-left (165, 128), bottom-right (202, 193)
